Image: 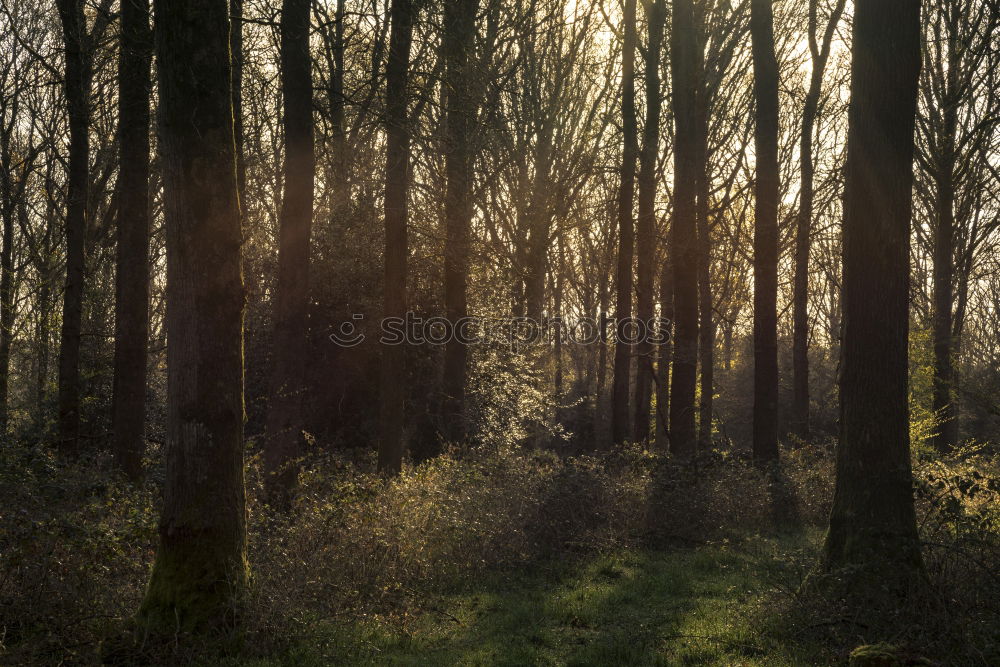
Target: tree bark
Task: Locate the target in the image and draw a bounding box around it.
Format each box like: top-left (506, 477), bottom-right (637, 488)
top-left (442, 0), bottom-right (479, 447)
top-left (377, 0), bottom-right (415, 475)
top-left (750, 0), bottom-right (780, 464)
top-left (823, 0), bottom-right (924, 588)
top-left (112, 0), bottom-right (153, 482)
top-left (633, 0), bottom-right (665, 445)
top-left (611, 0), bottom-right (638, 447)
top-left (668, 0), bottom-right (699, 457)
top-left (56, 0), bottom-right (91, 453)
top-left (140, 0), bottom-right (249, 631)
top-left (265, 0), bottom-right (314, 504)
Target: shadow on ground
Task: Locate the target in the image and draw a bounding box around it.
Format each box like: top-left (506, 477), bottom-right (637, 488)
top-left (319, 533), bottom-right (829, 666)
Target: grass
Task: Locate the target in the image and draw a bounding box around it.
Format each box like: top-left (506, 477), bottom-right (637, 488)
top-left (260, 531), bottom-right (831, 666)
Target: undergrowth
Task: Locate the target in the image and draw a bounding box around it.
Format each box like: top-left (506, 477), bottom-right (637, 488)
top-left (0, 439), bottom-right (997, 664)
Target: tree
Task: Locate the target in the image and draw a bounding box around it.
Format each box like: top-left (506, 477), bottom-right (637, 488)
top-left (139, 0), bottom-right (249, 631)
top-left (823, 0), bottom-right (924, 588)
top-left (750, 0), bottom-right (779, 464)
top-left (0, 34), bottom-right (41, 436)
top-left (441, 0), bottom-right (480, 447)
top-left (915, 0), bottom-right (999, 452)
top-left (792, 0), bottom-right (846, 440)
top-left (654, 248), bottom-right (672, 449)
top-left (265, 0), bottom-right (314, 503)
top-left (611, 0), bottom-right (638, 447)
top-left (633, 0), bottom-right (666, 445)
top-left (111, 0), bottom-right (153, 482)
top-left (378, 0), bottom-right (415, 475)
top-left (694, 5), bottom-right (710, 449)
top-left (669, 0), bottom-right (699, 456)
top-left (55, 0), bottom-right (91, 452)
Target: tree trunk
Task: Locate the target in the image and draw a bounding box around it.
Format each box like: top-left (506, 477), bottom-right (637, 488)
top-left (0, 189), bottom-right (12, 437)
top-left (140, 0), bottom-right (248, 632)
top-left (265, 0), bottom-right (314, 504)
top-left (0, 119), bottom-right (15, 435)
top-left (633, 0), bottom-right (665, 445)
top-left (230, 0), bottom-right (246, 205)
top-left (695, 36), bottom-right (713, 450)
top-left (594, 270), bottom-right (610, 446)
top-left (442, 0), bottom-right (479, 447)
top-left (328, 0), bottom-right (348, 226)
top-left (668, 0), bottom-right (699, 457)
top-left (655, 246), bottom-right (673, 450)
top-left (377, 0), bottom-right (414, 475)
top-left (523, 127), bottom-right (553, 323)
top-left (112, 0), bottom-right (152, 482)
top-left (611, 0), bottom-right (638, 447)
top-left (823, 0), bottom-right (924, 588)
top-left (56, 0), bottom-right (91, 453)
top-left (931, 95), bottom-right (958, 452)
top-left (750, 0), bottom-right (780, 464)
top-left (793, 0), bottom-right (846, 441)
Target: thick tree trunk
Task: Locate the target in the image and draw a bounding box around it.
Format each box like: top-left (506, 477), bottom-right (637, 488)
top-left (56, 0), bottom-right (91, 453)
top-left (633, 0), bottom-right (665, 445)
top-left (442, 0), bottom-right (479, 447)
top-left (750, 0), bottom-right (780, 464)
top-left (265, 0), bottom-right (314, 504)
top-left (140, 0), bottom-right (249, 631)
top-left (611, 0), bottom-right (638, 447)
top-left (668, 0), bottom-right (699, 457)
top-left (112, 0), bottom-right (152, 482)
top-left (377, 0), bottom-right (414, 475)
top-left (823, 0), bottom-right (924, 588)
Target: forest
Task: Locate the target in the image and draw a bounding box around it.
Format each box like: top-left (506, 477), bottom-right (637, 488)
top-left (1, 0), bottom-right (1000, 663)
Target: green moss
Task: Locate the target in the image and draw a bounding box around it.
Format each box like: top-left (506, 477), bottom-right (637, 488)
top-left (138, 534), bottom-right (250, 635)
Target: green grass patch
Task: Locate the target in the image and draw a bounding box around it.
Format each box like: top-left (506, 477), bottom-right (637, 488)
top-left (285, 532), bottom-right (830, 666)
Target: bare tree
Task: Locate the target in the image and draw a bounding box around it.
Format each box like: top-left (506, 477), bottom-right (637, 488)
top-left (378, 0), bottom-right (415, 475)
top-left (111, 0), bottom-right (153, 481)
top-left (442, 0), bottom-right (480, 447)
top-left (633, 0), bottom-right (666, 444)
top-left (750, 0), bottom-right (779, 463)
top-left (791, 0), bottom-right (846, 440)
top-left (55, 0), bottom-right (90, 452)
top-left (265, 0), bottom-right (315, 503)
top-left (669, 0), bottom-right (700, 456)
top-left (611, 0), bottom-right (638, 447)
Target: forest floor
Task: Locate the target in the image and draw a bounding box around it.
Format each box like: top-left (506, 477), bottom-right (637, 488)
top-left (266, 531), bottom-right (832, 666)
top-left (6, 445), bottom-right (997, 665)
